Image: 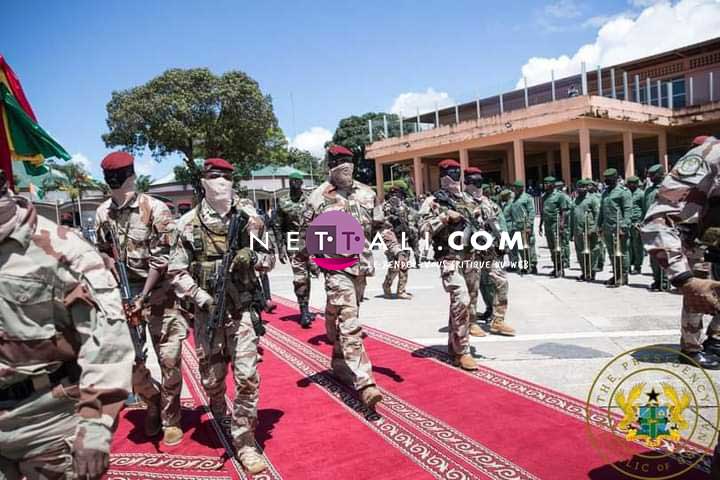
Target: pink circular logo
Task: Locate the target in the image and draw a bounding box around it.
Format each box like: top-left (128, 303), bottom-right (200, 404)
top-left (306, 211), bottom-right (364, 270)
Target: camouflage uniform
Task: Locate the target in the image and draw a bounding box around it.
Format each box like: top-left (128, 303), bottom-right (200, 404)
top-left (95, 193), bottom-right (185, 429)
top-left (642, 170), bottom-right (669, 290)
top-left (382, 198), bottom-right (413, 297)
top-left (597, 181), bottom-right (632, 282)
top-left (272, 191), bottom-right (312, 305)
top-left (169, 197), bottom-right (274, 451)
top-left (641, 140), bottom-right (720, 355)
top-left (1, 197), bottom-right (133, 478)
top-left (301, 180), bottom-right (379, 391)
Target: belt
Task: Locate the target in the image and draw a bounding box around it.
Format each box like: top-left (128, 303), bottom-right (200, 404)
top-left (0, 362), bottom-right (80, 404)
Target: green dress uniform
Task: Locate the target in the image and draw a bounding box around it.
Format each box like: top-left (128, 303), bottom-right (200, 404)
top-left (570, 184), bottom-right (600, 280)
top-left (597, 172), bottom-right (632, 284)
top-left (508, 184), bottom-right (537, 271)
top-left (590, 190), bottom-right (606, 271)
top-left (541, 179), bottom-right (572, 275)
top-left (627, 179), bottom-right (645, 273)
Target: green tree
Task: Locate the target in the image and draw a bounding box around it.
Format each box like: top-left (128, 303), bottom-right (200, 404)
top-left (287, 147), bottom-right (324, 184)
top-left (102, 68), bottom-right (279, 177)
top-left (43, 161), bottom-right (104, 216)
top-left (331, 112), bottom-right (409, 185)
top-left (135, 174), bottom-right (152, 193)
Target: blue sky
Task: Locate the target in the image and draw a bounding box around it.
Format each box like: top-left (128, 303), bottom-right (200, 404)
top-left (2, 0), bottom-right (717, 181)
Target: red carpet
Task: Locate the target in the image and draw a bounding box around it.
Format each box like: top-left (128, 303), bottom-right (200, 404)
top-left (105, 297), bottom-right (714, 479)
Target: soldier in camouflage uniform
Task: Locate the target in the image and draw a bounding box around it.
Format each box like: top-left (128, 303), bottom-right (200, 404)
top-left (508, 181), bottom-right (538, 274)
top-left (464, 167), bottom-right (515, 336)
top-left (540, 177), bottom-right (572, 277)
top-left (597, 168), bottom-right (632, 287)
top-left (641, 136), bottom-right (720, 370)
top-left (570, 179), bottom-right (600, 281)
top-left (273, 171), bottom-right (315, 327)
top-left (642, 164), bottom-right (669, 291)
top-left (418, 159), bottom-right (483, 371)
top-left (382, 184), bottom-right (413, 299)
top-left (626, 176), bottom-right (645, 274)
top-left (0, 171), bottom-right (134, 479)
top-left (95, 152), bottom-right (186, 446)
top-left (169, 158), bottom-right (273, 473)
top-left (301, 145), bottom-right (383, 409)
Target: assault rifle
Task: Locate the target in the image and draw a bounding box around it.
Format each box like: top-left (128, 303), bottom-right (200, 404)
top-left (433, 190), bottom-right (483, 246)
top-left (102, 223), bottom-right (146, 363)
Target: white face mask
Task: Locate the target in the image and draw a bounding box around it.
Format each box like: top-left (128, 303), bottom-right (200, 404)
top-left (110, 175), bottom-right (136, 207)
top-left (440, 175), bottom-right (462, 195)
top-left (465, 184), bottom-right (482, 198)
top-left (0, 194), bottom-right (19, 242)
top-left (329, 163), bottom-right (354, 190)
top-left (202, 177), bottom-right (233, 216)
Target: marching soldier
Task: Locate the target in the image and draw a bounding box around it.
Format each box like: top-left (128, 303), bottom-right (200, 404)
top-left (597, 168), bottom-right (632, 287)
top-left (301, 145), bottom-right (383, 408)
top-left (570, 179), bottom-right (600, 281)
top-left (0, 171), bottom-right (134, 479)
top-left (272, 171), bottom-right (315, 327)
top-left (641, 136), bottom-right (720, 369)
top-left (508, 180), bottom-right (538, 274)
top-left (539, 177), bottom-right (572, 277)
top-left (169, 158), bottom-right (274, 473)
top-left (626, 176), bottom-right (645, 274)
top-left (418, 159), bottom-right (484, 371)
top-left (643, 164), bottom-right (669, 291)
top-left (382, 184), bottom-right (413, 299)
top-left (95, 152), bottom-right (186, 446)
top-left (464, 167), bottom-right (515, 336)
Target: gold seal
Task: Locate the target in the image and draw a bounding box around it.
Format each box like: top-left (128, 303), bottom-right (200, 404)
top-left (585, 345), bottom-right (719, 479)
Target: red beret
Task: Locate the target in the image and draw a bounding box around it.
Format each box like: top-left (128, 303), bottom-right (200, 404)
top-left (438, 159), bottom-right (461, 170)
top-left (100, 151), bottom-right (134, 171)
top-left (327, 145), bottom-right (353, 158)
top-left (692, 135), bottom-right (710, 145)
top-left (464, 167), bottom-right (482, 175)
top-left (204, 158), bottom-right (234, 172)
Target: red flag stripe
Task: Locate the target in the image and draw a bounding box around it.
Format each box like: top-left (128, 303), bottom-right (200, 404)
top-left (0, 55), bottom-right (37, 121)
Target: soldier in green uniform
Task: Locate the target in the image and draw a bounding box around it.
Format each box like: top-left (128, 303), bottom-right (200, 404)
top-left (540, 177), bottom-right (572, 277)
top-left (588, 180), bottom-right (605, 273)
top-left (626, 176), bottom-right (645, 274)
top-left (642, 164), bottom-right (669, 291)
top-left (272, 171), bottom-right (315, 327)
top-left (555, 180), bottom-right (572, 269)
top-left (570, 179), bottom-right (600, 281)
top-left (597, 168), bottom-right (632, 287)
top-left (508, 180), bottom-right (538, 274)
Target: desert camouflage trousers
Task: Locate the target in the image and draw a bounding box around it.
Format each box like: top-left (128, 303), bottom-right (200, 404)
top-left (681, 249), bottom-right (720, 353)
top-left (130, 282), bottom-right (187, 428)
top-left (383, 250), bottom-right (411, 295)
top-left (0, 387), bottom-right (78, 479)
top-left (465, 256), bottom-right (509, 322)
top-left (194, 308), bottom-right (260, 449)
top-left (323, 271), bottom-right (376, 391)
top-left (290, 251), bottom-right (312, 305)
top-left (439, 256), bottom-right (473, 356)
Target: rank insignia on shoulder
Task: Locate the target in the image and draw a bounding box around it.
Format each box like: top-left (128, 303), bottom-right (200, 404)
top-left (674, 154), bottom-right (705, 177)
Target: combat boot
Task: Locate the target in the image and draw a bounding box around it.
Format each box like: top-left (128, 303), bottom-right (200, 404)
top-left (209, 397), bottom-right (227, 420)
top-left (477, 308), bottom-right (493, 322)
top-left (469, 323), bottom-right (486, 337)
top-left (453, 353), bottom-right (478, 371)
top-left (490, 318), bottom-right (515, 337)
top-left (237, 446), bottom-right (268, 474)
top-left (382, 282), bottom-right (393, 299)
top-left (162, 426), bottom-right (183, 446)
top-left (299, 303), bottom-right (314, 329)
top-left (144, 398), bottom-right (162, 437)
top-left (359, 385), bottom-right (383, 410)
top-left (396, 292), bottom-right (413, 300)
top-left (264, 299), bottom-right (277, 313)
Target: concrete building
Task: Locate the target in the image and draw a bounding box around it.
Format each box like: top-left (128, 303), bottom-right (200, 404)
top-left (367, 37), bottom-right (720, 200)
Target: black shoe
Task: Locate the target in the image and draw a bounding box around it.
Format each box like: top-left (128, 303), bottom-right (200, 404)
top-left (605, 278), bottom-right (617, 287)
top-left (703, 339), bottom-right (720, 357)
top-left (477, 309), bottom-right (493, 322)
top-left (633, 267), bottom-right (642, 274)
top-left (299, 303), bottom-right (313, 329)
top-left (679, 350), bottom-right (720, 369)
top-left (530, 266), bottom-right (538, 275)
top-left (648, 282), bottom-right (660, 292)
top-left (549, 270), bottom-right (557, 278)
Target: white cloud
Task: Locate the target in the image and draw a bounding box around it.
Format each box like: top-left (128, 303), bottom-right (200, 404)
top-left (70, 152), bottom-right (90, 170)
top-left (545, 0), bottom-right (583, 19)
top-left (518, 0), bottom-right (720, 87)
top-left (290, 126), bottom-right (333, 158)
top-left (133, 157), bottom-right (158, 177)
top-left (389, 88), bottom-right (456, 115)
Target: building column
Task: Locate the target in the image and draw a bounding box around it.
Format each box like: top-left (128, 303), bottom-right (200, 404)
top-left (413, 156), bottom-right (424, 196)
top-left (506, 147), bottom-right (515, 182)
top-left (579, 127), bottom-right (592, 180)
top-left (459, 148), bottom-right (469, 184)
top-left (560, 142), bottom-right (571, 185)
top-left (598, 142), bottom-right (608, 178)
top-left (658, 130), bottom-right (669, 173)
top-left (375, 160), bottom-right (385, 201)
top-left (623, 131), bottom-right (635, 178)
top-left (546, 151), bottom-right (555, 176)
top-left (512, 139), bottom-right (526, 183)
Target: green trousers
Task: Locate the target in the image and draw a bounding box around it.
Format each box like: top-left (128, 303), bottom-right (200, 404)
top-left (628, 225), bottom-right (644, 270)
top-left (573, 232), bottom-right (600, 278)
top-left (603, 230), bottom-right (630, 277)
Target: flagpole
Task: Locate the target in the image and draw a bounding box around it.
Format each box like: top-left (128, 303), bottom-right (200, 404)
top-left (76, 196), bottom-right (83, 228)
top-left (55, 198), bottom-right (60, 224)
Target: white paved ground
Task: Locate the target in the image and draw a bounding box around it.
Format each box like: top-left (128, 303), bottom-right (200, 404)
top-left (268, 233), bottom-right (720, 405)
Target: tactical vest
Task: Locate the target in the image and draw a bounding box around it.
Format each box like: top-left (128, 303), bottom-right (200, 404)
top-left (431, 191), bottom-right (475, 260)
top-left (699, 198), bottom-right (720, 266)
